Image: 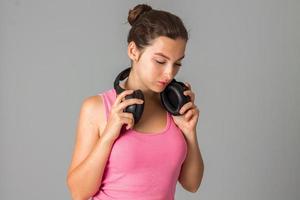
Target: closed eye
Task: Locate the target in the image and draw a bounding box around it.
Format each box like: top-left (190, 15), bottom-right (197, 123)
top-left (156, 60), bottom-right (166, 65)
top-left (156, 60), bottom-right (182, 67)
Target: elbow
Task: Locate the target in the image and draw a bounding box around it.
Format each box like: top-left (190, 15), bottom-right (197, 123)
top-left (188, 166), bottom-right (205, 193)
top-left (66, 175), bottom-right (80, 200)
top-left (66, 175), bottom-right (97, 200)
top-left (184, 184), bottom-right (200, 193)
top-left (180, 181), bottom-right (201, 193)
top-left (180, 165), bottom-right (204, 193)
top-left (66, 174), bottom-right (90, 200)
top-left (189, 189), bottom-right (198, 193)
top-left (191, 189), bottom-right (198, 193)
top-left (190, 184), bottom-right (201, 193)
top-left (190, 163), bottom-right (205, 193)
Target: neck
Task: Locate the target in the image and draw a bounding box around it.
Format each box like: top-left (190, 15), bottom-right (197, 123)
top-left (122, 68), bottom-right (160, 104)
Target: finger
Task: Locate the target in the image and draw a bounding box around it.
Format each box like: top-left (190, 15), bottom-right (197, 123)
top-left (184, 108), bottom-right (197, 121)
top-left (118, 98), bottom-right (144, 111)
top-left (184, 82), bottom-right (191, 90)
top-left (179, 102), bottom-right (195, 114)
top-left (196, 106), bottom-right (200, 114)
top-left (184, 109), bottom-right (194, 120)
top-left (114, 90), bottom-right (134, 105)
top-left (120, 112), bottom-right (134, 120)
top-left (124, 118), bottom-right (134, 130)
top-left (120, 113), bottom-right (135, 129)
top-left (183, 90), bottom-right (195, 102)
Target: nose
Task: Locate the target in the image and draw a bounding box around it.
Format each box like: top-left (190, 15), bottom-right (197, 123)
top-left (163, 65), bottom-right (176, 80)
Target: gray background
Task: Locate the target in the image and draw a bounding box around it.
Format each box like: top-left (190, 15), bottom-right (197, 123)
top-left (0, 0), bottom-right (299, 199)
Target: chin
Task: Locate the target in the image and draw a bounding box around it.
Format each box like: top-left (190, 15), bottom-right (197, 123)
top-left (145, 82), bottom-right (166, 93)
top-left (152, 85), bottom-right (166, 93)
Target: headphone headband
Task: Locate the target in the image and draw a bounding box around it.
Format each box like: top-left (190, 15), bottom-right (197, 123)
top-left (114, 67), bottom-right (131, 94)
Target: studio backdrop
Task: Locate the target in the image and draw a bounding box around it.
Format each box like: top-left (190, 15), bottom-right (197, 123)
top-left (0, 0), bottom-right (299, 199)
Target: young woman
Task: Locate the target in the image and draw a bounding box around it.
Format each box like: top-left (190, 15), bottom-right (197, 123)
top-left (67, 4), bottom-right (204, 200)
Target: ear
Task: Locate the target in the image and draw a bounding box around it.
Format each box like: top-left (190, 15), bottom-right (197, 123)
top-left (127, 41), bottom-right (141, 62)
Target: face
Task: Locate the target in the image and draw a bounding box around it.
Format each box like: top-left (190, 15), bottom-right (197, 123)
top-left (130, 36), bottom-right (187, 93)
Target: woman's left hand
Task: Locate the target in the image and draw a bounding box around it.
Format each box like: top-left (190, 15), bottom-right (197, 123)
top-left (172, 82), bottom-right (200, 139)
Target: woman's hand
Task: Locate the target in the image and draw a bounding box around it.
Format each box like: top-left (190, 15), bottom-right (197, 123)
top-left (101, 90), bottom-right (144, 142)
top-left (172, 82), bottom-right (200, 139)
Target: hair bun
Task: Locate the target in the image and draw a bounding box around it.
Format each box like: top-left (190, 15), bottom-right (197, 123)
top-left (128, 4), bottom-right (152, 26)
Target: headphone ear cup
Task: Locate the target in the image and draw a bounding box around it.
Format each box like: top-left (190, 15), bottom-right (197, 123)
top-left (160, 81), bottom-right (191, 116)
top-left (123, 89), bottom-right (144, 124)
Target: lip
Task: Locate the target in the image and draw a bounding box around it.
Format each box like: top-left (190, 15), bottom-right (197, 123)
top-left (158, 81), bottom-right (167, 86)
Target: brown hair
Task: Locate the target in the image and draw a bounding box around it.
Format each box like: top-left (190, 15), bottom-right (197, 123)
top-left (127, 4), bottom-right (189, 58)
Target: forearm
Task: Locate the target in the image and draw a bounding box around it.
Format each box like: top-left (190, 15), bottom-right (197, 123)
top-left (67, 136), bottom-right (115, 200)
top-left (179, 133), bottom-right (204, 192)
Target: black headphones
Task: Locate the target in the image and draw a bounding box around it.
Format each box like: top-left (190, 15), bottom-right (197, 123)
top-left (114, 67), bottom-right (191, 124)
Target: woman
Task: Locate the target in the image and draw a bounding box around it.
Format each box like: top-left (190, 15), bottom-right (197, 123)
top-left (67, 4), bottom-right (204, 200)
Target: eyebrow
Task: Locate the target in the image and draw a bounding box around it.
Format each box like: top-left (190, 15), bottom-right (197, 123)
top-left (154, 52), bottom-right (185, 61)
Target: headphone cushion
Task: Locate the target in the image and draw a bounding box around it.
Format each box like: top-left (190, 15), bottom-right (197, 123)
top-left (160, 81), bottom-right (191, 115)
top-left (123, 89), bottom-right (144, 124)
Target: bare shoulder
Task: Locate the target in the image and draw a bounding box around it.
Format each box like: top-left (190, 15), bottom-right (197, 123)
top-left (80, 94), bottom-right (106, 134)
top-left (67, 94), bottom-right (106, 175)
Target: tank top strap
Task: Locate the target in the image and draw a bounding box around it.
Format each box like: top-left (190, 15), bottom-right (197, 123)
top-left (97, 88), bottom-right (117, 122)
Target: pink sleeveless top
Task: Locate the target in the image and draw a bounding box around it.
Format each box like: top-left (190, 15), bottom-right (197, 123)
top-left (92, 88), bottom-right (187, 200)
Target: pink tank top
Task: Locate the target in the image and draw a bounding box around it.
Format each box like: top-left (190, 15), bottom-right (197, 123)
top-left (92, 88), bottom-right (187, 200)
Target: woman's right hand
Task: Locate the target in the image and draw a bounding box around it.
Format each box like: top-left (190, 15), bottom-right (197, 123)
top-left (101, 90), bottom-right (144, 142)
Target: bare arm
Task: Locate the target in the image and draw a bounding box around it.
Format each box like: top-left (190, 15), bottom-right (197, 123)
top-left (66, 90), bottom-right (140, 200)
top-left (178, 132), bottom-right (204, 193)
top-left (66, 96), bottom-right (115, 200)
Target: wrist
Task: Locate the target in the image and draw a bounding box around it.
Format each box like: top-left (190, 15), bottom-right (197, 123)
top-left (185, 131), bottom-right (198, 143)
top-left (100, 134), bottom-right (116, 146)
